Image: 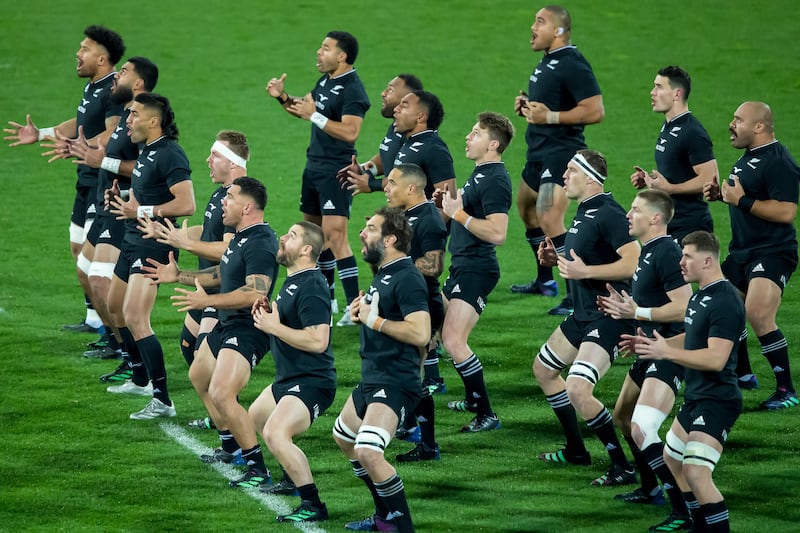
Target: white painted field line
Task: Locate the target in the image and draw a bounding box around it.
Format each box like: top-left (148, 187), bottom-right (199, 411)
top-left (160, 421), bottom-right (328, 533)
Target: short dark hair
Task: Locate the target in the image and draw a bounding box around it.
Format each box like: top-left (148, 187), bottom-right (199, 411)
top-left (394, 163), bottom-right (427, 190)
top-left (413, 90), bottom-right (444, 131)
top-left (296, 221), bottom-right (325, 262)
top-left (658, 65), bottom-right (692, 101)
top-left (544, 5), bottom-right (571, 33)
top-left (134, 93), bottom-right (178, 140)
top-left (127, 56), bottom-right (159, 91)
top-left (636, 189), bottom-right (674, 225)
top-left (396, 74), bottom-right (423, 92)
top-left (84, 25), bottom-right (125, 65)
top-left (376, 206), bottom-right (412, 254)
top-left (478, 112), bottom-right (515, 153)
top-left (216, 130), bottom-right (250, 161)
top-left (681, 230), bottom-right (720, 259)
top-left (327, 31), bottom-right (359, 65)
top-left (232, 176), bottom-right (267, 211)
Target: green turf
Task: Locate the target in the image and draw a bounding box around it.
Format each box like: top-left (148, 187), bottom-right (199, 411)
top-left (2, 1), bottom-right (800, 531)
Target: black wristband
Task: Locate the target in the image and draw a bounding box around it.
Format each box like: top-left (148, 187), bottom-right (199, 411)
top-left (275, 93), bottom-right (288, 105)
top-left (738, 196), bottom-right (755, 213)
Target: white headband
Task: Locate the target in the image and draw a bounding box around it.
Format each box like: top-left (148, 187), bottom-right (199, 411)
top-left (571, 153), bottom-right (605, 184)
top-left (212, 140), bottom-right (247, 170)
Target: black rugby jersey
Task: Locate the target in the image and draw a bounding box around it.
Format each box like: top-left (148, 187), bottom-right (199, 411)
top-left (124, 136), bottom-right (192, 245)
top-left (198, 185), bottom-right (235, 270)
top-left (727, 141), bottom-right (800, 261)
top-left (96, 107), bottom-right (139, 213)
top-left (525, 46), bottom-right (601, 158)
top-left (633, 235), bottom-right (687, 337)
top-left (448, 162), bottom-right (512, 274)
top-left (218, 222), bottom-right (278, 323)
top-left (392, 130), bottom-right (456, 198)
top-left (272, 267), bottom-right (335, 388)
top-left (307, 69), bottom-right (370, 172)
top-left (682, 279), bottom-right (744, 402)
top-left (76, 72), bottom-right (123, 187)
top-left (653, 112), bottom-right (715, 238)
top-left (360, 257), bottom-right (429, 393)
top-left (565, 192), bottom-right (636, 321)
top-left (406, 200), bottom-right (447, 297)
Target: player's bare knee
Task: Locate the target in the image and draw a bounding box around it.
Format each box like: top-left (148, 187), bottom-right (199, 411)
top-left (565, 379), bottom-right (595, 413)
top-left (565, 360), bottom-right (599, 405)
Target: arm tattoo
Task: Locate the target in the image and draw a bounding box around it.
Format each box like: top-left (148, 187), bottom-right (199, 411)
top-left (416, 250), bottom-right (444, 278)
top-left (241, 275), bottom-right (272, 295)
top-left (179, 265), bottom-right (219, 285)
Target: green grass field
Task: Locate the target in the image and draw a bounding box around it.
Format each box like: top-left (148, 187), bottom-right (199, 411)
top-left (2, 1), bottom-right (800, 531)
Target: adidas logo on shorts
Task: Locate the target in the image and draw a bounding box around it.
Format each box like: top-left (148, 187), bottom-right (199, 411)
top-left (586, 329), bottom-right (600, 338)
top-left (752, 263), bottom-right (765, 273)
top-left (452, 284), bottom-right (461, 294)
top-left (322, 200), bottom-right (336, 211)
top-left (288, 384), bottom-right (301, 393)
top-left (99, 229), bottom-right (111, 239)
top-left (132, 259), bottom-right (143, 269)
top-left (373, 388), bottom-right (387, 399)
top-left (225, 337), bottom-right (239, 346)
top-left (692, 415), bottom-right (706, 426)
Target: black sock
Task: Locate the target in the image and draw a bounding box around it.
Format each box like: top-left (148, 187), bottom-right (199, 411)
top-left (642, 442), bottom-right (687, 515)
top-left (735, 328), bottom-right (752, 377)
top-left (118, 327), bottom-right (148, 386)
top-left (416, 393), bottom-right (436, 448)
top-left (337, 255), bottom-right (360, 307)
top-left (219, 429), bottom-right (241, 454)
top-left (179, 324), bottom-right (196, 366)
top-left (700, 500), bottom-right (729, 533)
top-left (107, 331), bottom-right (122, 351)
top-left (136, 334), bottom-right (169, 404)
top-left (318, 249), bottom-right (336, 300)
top-left (545, 390), bottom-right (586, 455)
top-left (297, 483), bottom-right (323, 508)
top-left (375, 474), bottom-right (415, 533)
top-left (351, 460), bottom-right (388, 517)
top-left (683, 491), bottom-right (702, 527)
top-left (423, 343), bottom-right (441, 380)
top-left (587, 408), bottom-right (629, 467)
top-left (625, 436), bottom-right (658, 492)
top-left (760, 329), bottom-right (794, 391)
top-left (242, 445), bottom-right (268, 473)
top-left (454, 354), bottom-right (493, 417)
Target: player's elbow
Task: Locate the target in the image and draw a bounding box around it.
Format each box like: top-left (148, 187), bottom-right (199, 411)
top-left (776, 205), bottom-right (797, 224)
top-left (340, 127), bottom-right (361, 144)
top-left (587, 104), bottom-right (605, 124)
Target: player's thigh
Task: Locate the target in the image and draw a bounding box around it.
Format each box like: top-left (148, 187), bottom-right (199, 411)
top-left (250, 384), bottom-right (277, 432)
top-left (265, 394), bottom-right (312, 438)
top-left (211, 348), bottom-right (253, 398)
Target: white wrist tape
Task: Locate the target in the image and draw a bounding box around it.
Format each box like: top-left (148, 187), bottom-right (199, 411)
top-left (101, 157), bottom-right (121, 174)
top-left (310, 112), bottom-right (329, 130)
top-left (546, 111), bottom-right (560, 124)
top-left (634, 307), bottom-right (653, 321)
top-left (137, 205), bottom-right (155, 218)
top-left (360, 164), bottom-right (378, 178)
top-left (38, 127), bottom-right (56, 141)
